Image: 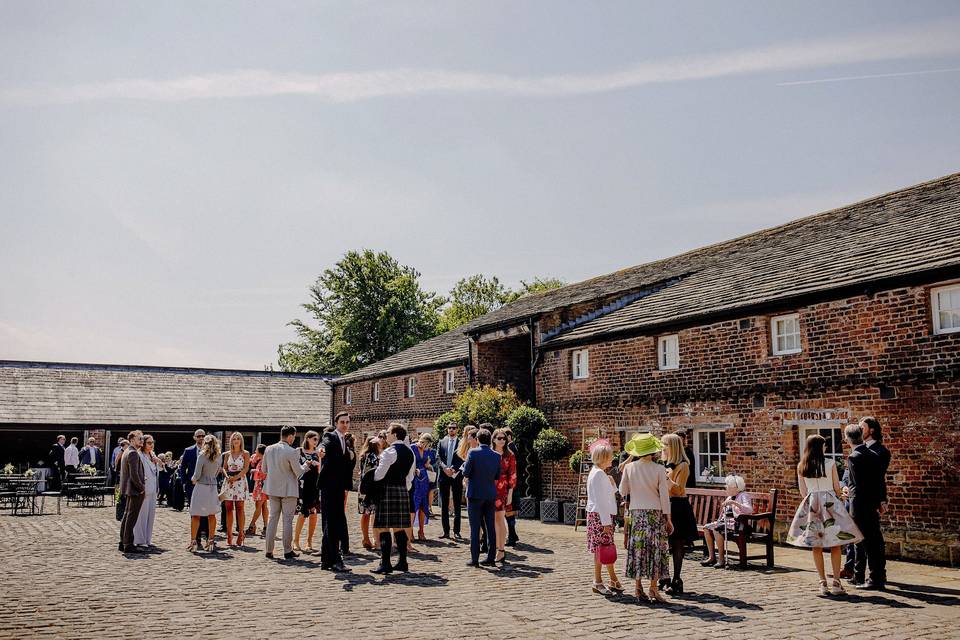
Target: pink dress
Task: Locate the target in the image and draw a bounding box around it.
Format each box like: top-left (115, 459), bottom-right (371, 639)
top-left (251, 456), bottom-right (267, 503)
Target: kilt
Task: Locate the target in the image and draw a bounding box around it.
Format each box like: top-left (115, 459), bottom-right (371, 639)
top-left (374, 484), bottom-right (412, 530)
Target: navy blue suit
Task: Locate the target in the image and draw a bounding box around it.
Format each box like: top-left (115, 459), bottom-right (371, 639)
top-left (462, 444), bottom-right (501, 564)
top-left (179, 445), bottom-right (200, 503)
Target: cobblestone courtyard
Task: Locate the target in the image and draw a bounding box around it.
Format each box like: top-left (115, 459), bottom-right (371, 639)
top-left (2, 497), bottom-right (958, 640)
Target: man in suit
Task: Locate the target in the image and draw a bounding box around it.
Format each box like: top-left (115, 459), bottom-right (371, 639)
top-left (48, 435), bottom-right (66, 491)
top-left (64, 437), bottom-right (81, 476)
top-left (462, 427), bottom-right (501, 567)
top-left (857, 416), bottom-right (890, 588)
top-left (318, 413), bottom-right (353, 571)
top-left (262, 425), bottom-right (321, 560)
top-left (118, 430), bottom-right (146, 554)
top-left (437, 421), bottom-right (464, 540)
top-left (110, 437), bottom-right (126, 485)
top-left (843, 424), bottom-right (886, 590)
top-left (79, 437), bottom-right (101, 470)
top-left (178, 430), bottom-right (208, 545)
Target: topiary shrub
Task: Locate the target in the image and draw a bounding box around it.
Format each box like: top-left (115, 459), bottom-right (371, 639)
top-left (568, 449), bottom-right (585, 473)
top-left (533, 428), bottom-right (572, 500)
top-left (505, 405), bottom-right (548, 443)
top-left (451, 384), bottom-right (521, 428)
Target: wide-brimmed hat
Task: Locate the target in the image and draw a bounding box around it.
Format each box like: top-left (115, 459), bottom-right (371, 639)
top-left (624, 433), bottom-right (663, 458)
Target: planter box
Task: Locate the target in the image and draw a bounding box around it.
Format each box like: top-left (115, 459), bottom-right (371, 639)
top-left (562, 501), bottom-right (577, 525)
top-left (517, 497), bottom-right (538, 520)
top-left (540, 499), bottom-right (561, 523)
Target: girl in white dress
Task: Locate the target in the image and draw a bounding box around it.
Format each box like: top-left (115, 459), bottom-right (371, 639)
top-left (133, 434), bottom-right (159, 547)
top-left (221, 432), bottom-right (250, 547)
top-left (787, 434), bottom-right (863, 596)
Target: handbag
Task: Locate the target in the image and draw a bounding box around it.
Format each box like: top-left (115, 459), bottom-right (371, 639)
top-left (595, 542), bottom-right (617, 565)
top-left (426, 469), bottom-right (438, 483)
top-left (218, 480), bottom-right (230, 502)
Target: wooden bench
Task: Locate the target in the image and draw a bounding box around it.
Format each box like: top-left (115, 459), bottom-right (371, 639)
top-left (687, 488), bottom-right (779, 569)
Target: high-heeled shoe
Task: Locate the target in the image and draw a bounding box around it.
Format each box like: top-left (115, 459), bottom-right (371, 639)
top-left (496, 548), bottom-right (507, 564)
top-left (362, 540), bottom-right (374, 550)
top-left (830, 579), bottom-right (847, 596)
top-left (591, 581), bottom-right (613, 596)
top-left (205, 540), bottom-right (216, 552)
top-left (237, 532), bottom-right (245, 547)
top-left (647, 588), bottom-right (667, 604)
top-left (608, 579), bottom-right (624, 593)
top-left (186, 541), bottom-right (198, 552)
top-left (700, 557), bottom-right (717, 567)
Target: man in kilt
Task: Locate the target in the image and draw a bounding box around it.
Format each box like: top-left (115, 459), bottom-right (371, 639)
top-left (371, 422), bottom-right (416, 574)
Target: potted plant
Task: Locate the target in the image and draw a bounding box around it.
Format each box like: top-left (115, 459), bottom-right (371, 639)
top-left (2, 463), bottom-right (14, 475)
top-left (533, 428), bottom-right (572, 523)
top-left (506, 405), bottom-right (549, 519)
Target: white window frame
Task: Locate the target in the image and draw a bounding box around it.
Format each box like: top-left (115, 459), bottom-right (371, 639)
top-left (932, 283), bottom-right (960, 335)
top-left (771, 313), bottom-right (802, 356)
top-left (572, 349), bottom-right (589, 380)
top-left (406, 376), bottom-right (416, 398)
top-left (444, 369), bottom-right (455, 394)
top-left (344, 386), bottom-right (352, 405)
top-left (797, 425), bottom-right (845, 469)
top-left (657, 334), bottom-right (679, 370)
top-left (372, 381), bottom-right (380, 402)
top-left (692, 426), bottom-right (729, 484)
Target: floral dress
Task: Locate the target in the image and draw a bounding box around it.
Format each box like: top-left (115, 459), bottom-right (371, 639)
top-left (787, 459), bottom-right (863, 548)
top-left (495, 451), bottom-right (517, 511)
top-left (251, 454), bottom-right (267, 503)
top-left (222, 451), bottom-right (249, 502)
top-left (358, 451), bottom-right (379, 515)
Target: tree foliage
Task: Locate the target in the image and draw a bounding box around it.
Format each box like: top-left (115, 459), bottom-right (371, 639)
top-left (533, 428), bottom-right (572, 462)
top-left (436, 274), bottom-right (564, 333)
top-left (504, 405), bottom-right (549, 444)
top-left (277, 250), bottom-right (442, 374)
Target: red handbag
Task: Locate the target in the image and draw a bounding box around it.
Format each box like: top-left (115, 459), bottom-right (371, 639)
top-left (595, 543), bottom-right (617, 565)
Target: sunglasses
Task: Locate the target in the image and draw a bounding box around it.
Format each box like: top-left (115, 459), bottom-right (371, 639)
top-left (494, 437), bottom-right (507, 441)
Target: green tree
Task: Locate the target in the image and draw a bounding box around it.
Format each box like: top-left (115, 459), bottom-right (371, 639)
top-left (436, 274), bottom-right (513, 333)
top-left (277, 250), bottom-right (442, 374)
top-left (507, 277), bottom-right (565, 301)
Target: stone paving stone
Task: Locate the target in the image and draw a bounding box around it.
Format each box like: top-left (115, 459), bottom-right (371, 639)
top-left (1, 496), bottom-right (958, 639)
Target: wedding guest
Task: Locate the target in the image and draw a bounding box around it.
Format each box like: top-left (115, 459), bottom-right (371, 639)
top-left (787, 433), bottom-right (862, 595)
top-left (179, 430), bottom-right (206, 506)
top-left (189, 435), bottom-right (222, 552)
top-left (619, 433), bottom-right (673, 603)
top-left (701, 475), bottom-right (753, 567)
top-left (463, 427), bottom-right (501, 568)
top-left (371, 423), bottom-right (416, 574)
top-left (110, 437), bottom-right (126, 484)
top-left (358, 435), bottom-right (383, 550)
top-left (661, 433), bottom-right (697, 595)
top-left (294, 430), bottom-right (322, 553)
top-left (586, 440), bottom-right (623, 595)
top-left (319, 412), bottom-right (353, 572)
top-left (674, 429), bottom-right (697, 488)
top-left (64, 437), bottom-right (80, 477)
top-left (847, 422), bottom-right (887, 590)
top-left (157, 452), bottom-right (174, 506)
top-left (491, 428), bottom-right (516, 564)
top-left (856, 416), bottom-right (889, 589)
top-left (48, 435), bottom-right (66, 490)
top-left (437, 422), bottom-right (464, 540)
top-left (262, 426), bottom-right (320, 560)
top-left (222, 432), bottom-right (251, 547)
top-left (503, 427), bottom-right (520, 546)
top-left (133, 435), bottom-right (160, 548)
top-left (79, 437), bottom-right (101, 470)
top-left (412, 433), bottom-right (436, 542)
top-left (247, 444), bottom-right (269, 536)
top-left (118, 431), bottom-right (146, 554)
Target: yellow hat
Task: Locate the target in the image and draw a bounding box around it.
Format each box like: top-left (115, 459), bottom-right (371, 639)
top-left (624, 433), bottom-right (663, 458)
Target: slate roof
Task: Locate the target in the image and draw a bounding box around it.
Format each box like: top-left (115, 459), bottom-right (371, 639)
top-left (0, 361), bottom-right (333, 427)
top-left (333, 172), bottom-right (960, 382)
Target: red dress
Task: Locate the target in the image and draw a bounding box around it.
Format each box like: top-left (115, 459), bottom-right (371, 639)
top-left (495, 452), bottom-right (517, 511)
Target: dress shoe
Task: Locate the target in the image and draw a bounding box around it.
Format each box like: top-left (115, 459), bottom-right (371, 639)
top-left (858, 580), bottom-right (886, 591)
top-left (118, 542), bottom-right (124, 552)
top-left (330, 563), bottom-right (351, 572)
top-left (479, 559), bottom-right (497, 567)
top-left (454, 533), bottom-right (464, 541)
top-left (265, 552), bottom-right (274, 559)
top-left (393, 560), bottom-right (409, 572)
top-left (283, 551), bottom-right (300, 560)
top-left (465, 560), bottom-right (480, 568)
top-left (839, 568), bottom-right (854, 580)
top-left (371, 563), bottom-right (393, 574)
top-left (504, 540), bottom-right (516, 547)
top-left (849, 575), bottom-right (865, 586)
top-left (439, 533), bottom-right (450, 539)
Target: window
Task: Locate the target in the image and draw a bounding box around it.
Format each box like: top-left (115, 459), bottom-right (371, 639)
top-left (658, 335), bottom-right (679, 370)
top-left (932, 284), bottom-right (960, 335)
top-left (444, 370), bottom-right (455, 394)
top-left (406, 377), bottom-right (417, 398)
top-left (344, 386), bottom-right (352, 405)
top-left (693, 427), bottom-right (729, 483)
top-left (572, 349), bottom-right (589, 379)
top-left (798, 425), bottom-right (844, 468)
top-left (372, 381), bottom-right (380, 402)
top-left (771, 313), bottom-right (802, 355)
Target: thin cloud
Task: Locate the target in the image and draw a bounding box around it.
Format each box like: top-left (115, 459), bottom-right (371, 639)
top-left (2, 19), bottom-right (960, 105)
top-left (777, 66), bottom-right (960, 86)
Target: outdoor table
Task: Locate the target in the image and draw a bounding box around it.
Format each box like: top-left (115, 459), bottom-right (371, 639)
top-left (74, 476), bottom-right (108, 507)
top-left (27, 468), bottom-right (50, 492)
top-left (9, 477), bottom-right (42, 516)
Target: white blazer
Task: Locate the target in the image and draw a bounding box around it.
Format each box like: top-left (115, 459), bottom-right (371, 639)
top-left (260, 441), bottom-right (309, 498)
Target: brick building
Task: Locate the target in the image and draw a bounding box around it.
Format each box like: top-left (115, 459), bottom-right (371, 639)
top-left (331, 173), bottom-right (960, 563)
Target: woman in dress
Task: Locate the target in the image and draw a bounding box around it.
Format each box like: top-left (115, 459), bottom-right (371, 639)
top-left (618, 433), bottom-right (673, 603)
top-left (411, 433), bottom-right (436, 542)
top-left (189, 435), bottom-right (221, 552)
top-left (133, 434), bottom-right (160, 547)
top-left (492, 428), bottom-right (517, 564)
top-left (787, 434), bottom-right (863, 596)
top-left (221, 432), bottom-right (250, 547)
top-left (246, 444), bottom-right (268, 537)
top-left (701, 475), bottom-right (753, 567)
top-left (358, 435), bottom-right (383, 550)
top-left (157, 451), bottom-right (172, 507)
top-left (294, 430), bottom-right (322, 553)
top-left (585, 439), bottom-right (623, 595)
top-left (661, 433), bottom-right (698, 595)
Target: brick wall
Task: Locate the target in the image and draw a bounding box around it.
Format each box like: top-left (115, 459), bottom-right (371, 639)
top-left (535, 283), bottom-right (960, 563)
top-left (474, 335), bottom-right (533, 401)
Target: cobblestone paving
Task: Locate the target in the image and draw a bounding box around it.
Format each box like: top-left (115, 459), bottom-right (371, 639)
top-left (2, 497), bottom-right (958, 639)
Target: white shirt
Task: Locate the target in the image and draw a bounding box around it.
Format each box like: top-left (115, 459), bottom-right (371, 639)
top-left (373, 443), bottom-right (416, 490)
top-left (88, 448), bottom-right (97, 466)
top-left (586, 467), bottom-right (618, 525)
top-left (864, 438), bottom-right (876, 448)
top-left (64, 445), bottom-right (80, 466)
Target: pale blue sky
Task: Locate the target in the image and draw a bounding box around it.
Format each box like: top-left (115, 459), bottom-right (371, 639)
top-left (1, 1), bottom-right (959, 369)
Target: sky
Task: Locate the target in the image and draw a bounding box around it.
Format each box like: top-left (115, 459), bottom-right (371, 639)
top-left (1, 1), bottom-right (959, 370)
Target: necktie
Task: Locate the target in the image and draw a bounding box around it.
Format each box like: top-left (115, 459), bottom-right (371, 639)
top-left (447, 438), bottom-right (455, 467)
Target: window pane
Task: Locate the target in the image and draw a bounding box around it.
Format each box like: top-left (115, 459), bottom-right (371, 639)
top-left (719, 430), bottom-right (727, 452)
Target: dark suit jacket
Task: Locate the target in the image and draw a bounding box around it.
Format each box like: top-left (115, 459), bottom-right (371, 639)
top-left (462, 445), bottom-right (501, 501)
top-left (179, 445), bottom-right (199, 484)
top-left (48, 443), bottom-right (65, 469)
top-left (319, 430), bottom-right (353, 493)
top-left (79, 446), bottom-right (101, 468)
top-left (847, 444), bottom-right (882, 517)
top-left (437, 436), bottom-right (464, 481)
top-left (867, 441), bottom-right (891, 503)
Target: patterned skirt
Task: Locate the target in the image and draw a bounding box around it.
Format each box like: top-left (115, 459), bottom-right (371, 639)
top-left (787, 490), bottom-right (863, 548)
top-left (624, 509), bottom-right (670, 580)
top-left (586, 511), bottom-right (614, 553)
top-left (374, 484), bottom-right (412, 530)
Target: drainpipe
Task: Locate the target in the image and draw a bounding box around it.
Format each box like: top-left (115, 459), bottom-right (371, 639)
top-left (528, 317), bottom-right (539, 406)
top-left (468, 337), bottom-right (475, 387)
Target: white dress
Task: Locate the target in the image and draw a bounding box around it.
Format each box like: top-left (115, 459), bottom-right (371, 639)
top-left (222, 452), bottom-right (249, 502)
top-left (133, 452), bottom-right (159, 546)
top-left (787, 459), bottom-right (863, 548)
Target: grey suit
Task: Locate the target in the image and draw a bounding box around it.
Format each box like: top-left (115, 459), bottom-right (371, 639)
top-left (261, 440), bottom-right (310, 555)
